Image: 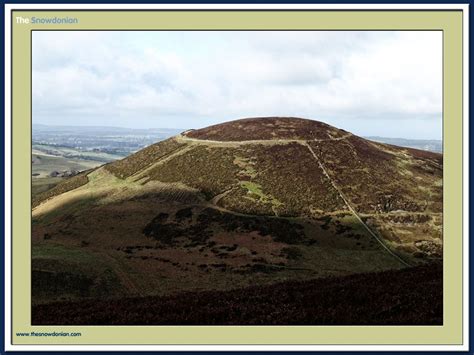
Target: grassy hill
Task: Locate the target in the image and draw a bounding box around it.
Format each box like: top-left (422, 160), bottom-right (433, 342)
top-left (31, 117), bottom-right (443, 324)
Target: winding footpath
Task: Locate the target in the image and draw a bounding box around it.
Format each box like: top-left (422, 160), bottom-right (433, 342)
top-left (176, 133), bottom-right (410, 268)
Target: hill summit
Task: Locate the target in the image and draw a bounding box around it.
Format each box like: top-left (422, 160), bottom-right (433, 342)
top-left (184, 116), bottom-right (350, 141)
top-left (31, 116), bottom-right (442, 306)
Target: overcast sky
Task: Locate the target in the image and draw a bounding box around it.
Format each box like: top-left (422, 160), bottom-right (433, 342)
top-left (33, 31), bottom-right (442, 139)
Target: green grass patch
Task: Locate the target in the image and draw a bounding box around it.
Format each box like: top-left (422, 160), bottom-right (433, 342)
top-left (241, 181), bottom-right (263, 195)
top-left (240, 181), bottom-right (282, 207)
top-left (32, 172), bottom-right (91, 208)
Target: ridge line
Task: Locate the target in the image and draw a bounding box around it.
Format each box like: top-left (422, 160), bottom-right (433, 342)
top-left (176, 133), bottom-right (351, 145)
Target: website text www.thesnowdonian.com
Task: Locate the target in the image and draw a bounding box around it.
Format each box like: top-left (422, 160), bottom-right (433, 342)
top-left (16, 331), bottom-right (82, 337)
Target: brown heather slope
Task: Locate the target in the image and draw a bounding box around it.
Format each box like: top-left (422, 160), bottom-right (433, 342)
top-left (105, 138), bottom-right (186, 179)
top-left (33, 262), bottom-right (442, 325)
top-left (31, 117), bottom-right (442, 311)
top-left (309, 136), bottom-right (442, 214)
top-left (184, 116), bottom-right (351, 141)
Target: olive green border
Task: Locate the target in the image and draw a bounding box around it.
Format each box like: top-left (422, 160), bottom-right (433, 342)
top-left (11, 10), bottom-right (463, 346)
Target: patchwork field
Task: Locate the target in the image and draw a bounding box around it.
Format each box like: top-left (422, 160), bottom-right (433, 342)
top-left (32, 152), bottom-right (102, 178)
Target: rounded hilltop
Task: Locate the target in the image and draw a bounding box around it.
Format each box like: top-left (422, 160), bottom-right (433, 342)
top-left (184, 116), bottom-right (351, 142)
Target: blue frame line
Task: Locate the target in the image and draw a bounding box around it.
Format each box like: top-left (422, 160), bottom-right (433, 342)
top-left (1, 2), bottom-right (469, 354)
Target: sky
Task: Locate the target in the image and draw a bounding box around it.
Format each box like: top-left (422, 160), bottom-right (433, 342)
top-left (32, 31), bottom-right (442, 140)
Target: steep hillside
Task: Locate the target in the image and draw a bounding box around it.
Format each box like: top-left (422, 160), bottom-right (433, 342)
top-left (31, 117), bottom-right (443, 312)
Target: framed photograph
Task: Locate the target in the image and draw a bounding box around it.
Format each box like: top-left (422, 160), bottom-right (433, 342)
top-left (3, 3), bottom-right (469, 352)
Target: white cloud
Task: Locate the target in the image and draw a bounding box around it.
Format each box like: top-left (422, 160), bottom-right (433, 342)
top-left (32, 31), bottom-right (442, 139)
